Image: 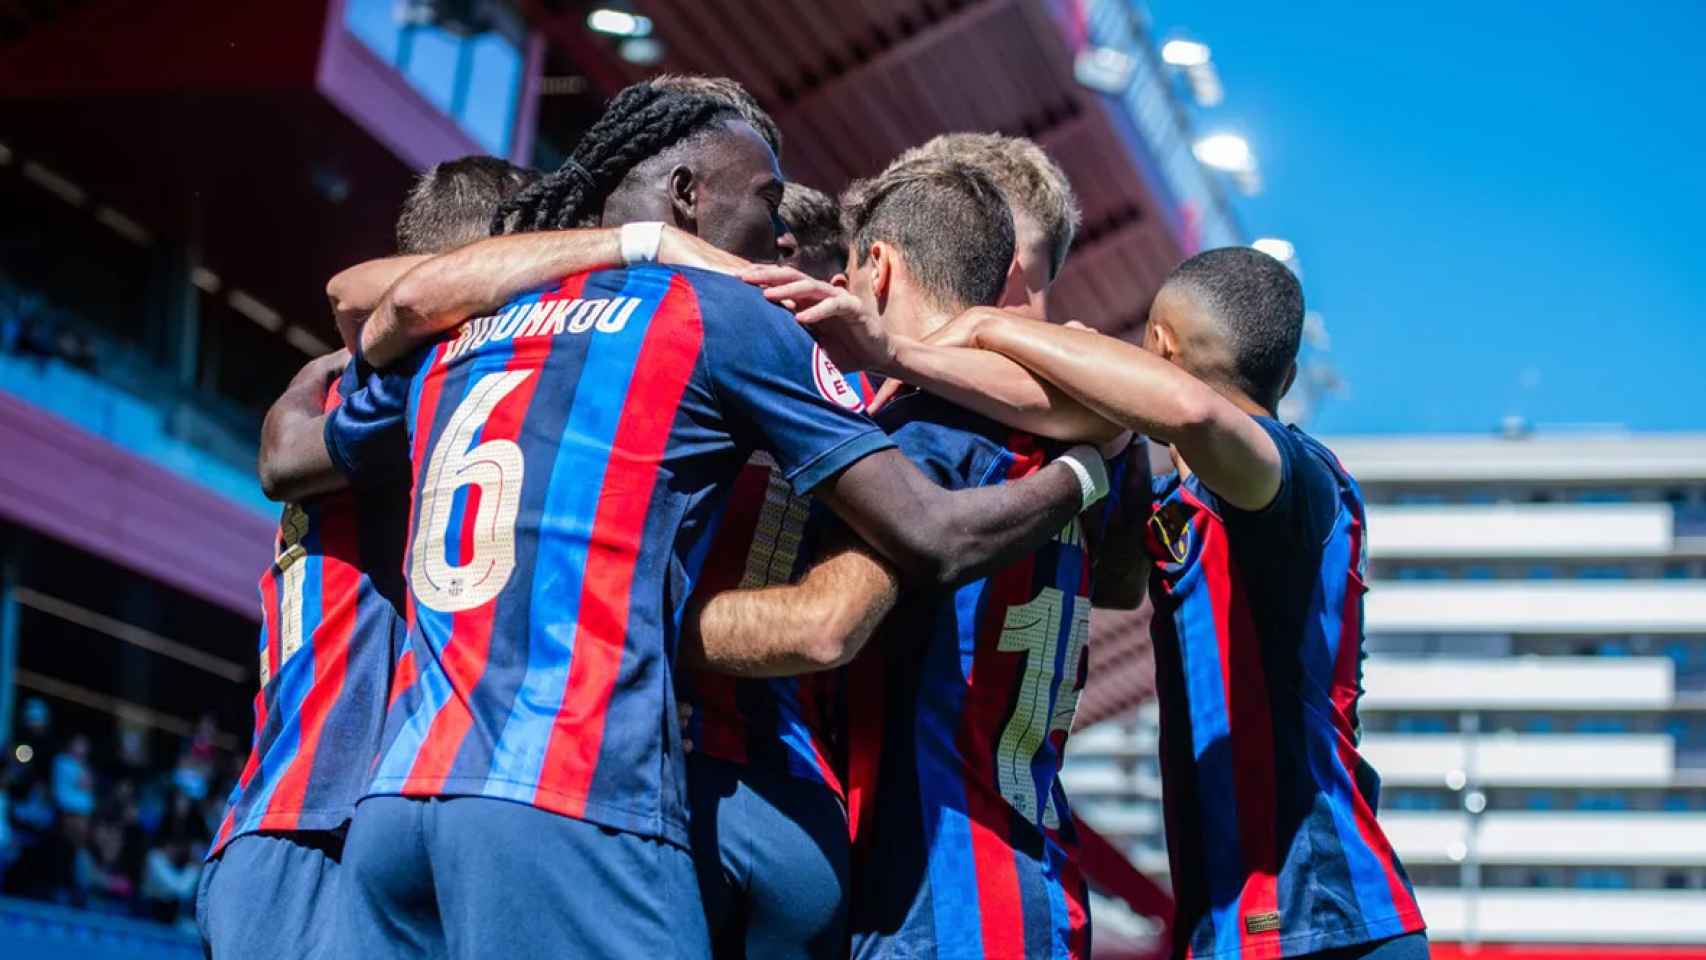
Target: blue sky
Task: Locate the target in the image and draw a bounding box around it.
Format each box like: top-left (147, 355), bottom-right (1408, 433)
top-left (1148, 1), bottom-right (1705, 435)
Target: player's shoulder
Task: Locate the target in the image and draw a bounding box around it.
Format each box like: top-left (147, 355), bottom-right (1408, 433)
top-left (634, 264), bottom-right (782, 315)
top-left (878, 393), bottom-right (1027, 485)
top-left (1263, 419), bottom-right (1353, 489)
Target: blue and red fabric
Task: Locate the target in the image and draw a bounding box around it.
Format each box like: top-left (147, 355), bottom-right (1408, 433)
top-left (213, 371), bottom-right (408, 856)
top-left (844, 391), bottom-right (1093, 959)
top-left (324, 264), bottom-right (890, 847)
top-left (1146, 418), bottom-right (1423, 959)
top-left (681, 459), bottom-right (844, 797)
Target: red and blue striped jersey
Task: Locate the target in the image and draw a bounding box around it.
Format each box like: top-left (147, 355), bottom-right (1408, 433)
top-left (324, 264), bottom-right (891, 846)
top-left (680, 458), bottom-right (844, 797)
top-left (847, 392), bottom-right (1092, 960)
top-left (212, 367), bottom-right (409, 856)
top-left (1147, 419), bottom-right (1423, 958)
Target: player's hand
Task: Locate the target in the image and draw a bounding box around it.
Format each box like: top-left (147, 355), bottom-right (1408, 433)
top-left (657, 226), bottom-right (752, 277)
top-left (739, 265), bottom-right (894, 374)
top-left (867, 376), bottom-right (907, 414)
top-left (310, 347), bottom-right (351, 381)
top-left (926, 305), bottom-right (1006, 350)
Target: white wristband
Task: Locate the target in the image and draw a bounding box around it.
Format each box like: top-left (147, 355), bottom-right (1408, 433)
top-left (1057, 444), bottom-right (1111, 511)
top-left (619, 221), bottom-right (664, 265)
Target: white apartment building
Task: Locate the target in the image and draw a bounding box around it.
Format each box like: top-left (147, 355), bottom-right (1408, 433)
top-left (1064, 431), bottom-right (1706, 951)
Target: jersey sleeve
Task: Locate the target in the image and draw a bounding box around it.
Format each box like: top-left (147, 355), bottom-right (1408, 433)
top-left (323, 354), bottom-right (416, 486)
top-left (1224, 416), bottom-right (1341, 546)
top-left (692, 270), bottom-right (894, 494)
top-left (879, 401), bottom-right (1009, 492)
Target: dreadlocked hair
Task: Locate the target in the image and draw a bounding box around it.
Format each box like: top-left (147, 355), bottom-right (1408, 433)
top-left (492, 82), bottom-right (744, 235)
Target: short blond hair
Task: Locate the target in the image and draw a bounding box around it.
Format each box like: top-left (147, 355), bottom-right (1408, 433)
top-left (650, 73), bottom-right (782, 160)
top-left (893, 132), bottom-right (1080, 278)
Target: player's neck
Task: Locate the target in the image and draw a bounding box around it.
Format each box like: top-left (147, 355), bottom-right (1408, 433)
top-left (890, 299), bottom-right (956, 343)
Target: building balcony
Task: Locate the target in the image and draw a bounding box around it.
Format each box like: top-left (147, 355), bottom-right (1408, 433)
top-left (1366, 581), bottom-right (1706, 634)
top-left (1071, 798), bottom-right (1164, 838)
top-left (1415, 888), bottom-right (1706, 944)
top-left (1366, 503), bottom-right (1676, 558)
top-left (1361, 734), bottom-right (1674, 787)
top-left (1361, 656), bottom-right (1674, 710)
top-left (1382, 812), bottom-right (1706, 866)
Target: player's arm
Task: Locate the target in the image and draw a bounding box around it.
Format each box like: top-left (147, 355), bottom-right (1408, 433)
top-left (708, 276), bottom-right (1106, 591)
top-left (363, 225), bottom-right (751, 367)
top-left (1082, 436), bottom-right (1151, 610)
top-left (326, 255), bottom-right (429, 352)
top-left (257, 350), bottom-right (348, 502)
top-left (878, 339), bottom-right (1124, 444)
top-left (940, 309), bottom-right (1283, 511)
top-left (742, 265), bottom-right (1121, 444)
top-left (681, 535), bottom-right (898, 677)
top-left (814, 447), bottom-right (1098, 589)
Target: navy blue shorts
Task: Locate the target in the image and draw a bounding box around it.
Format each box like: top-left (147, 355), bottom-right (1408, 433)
top-left (689, 754), bottom-right (849, 960)
top-left (198, 830), bottom-right (344, 960)
top-left (337, 794), bottom-right (709, 960)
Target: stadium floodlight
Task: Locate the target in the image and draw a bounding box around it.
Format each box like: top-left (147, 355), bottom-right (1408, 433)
top-left (1194, 133), bottom-right (1261, 194)
top-left (1161, 39), bottom-right (1212, 68)
top-left (1193, 133), bottom-right (1254, 173)
top-left (1251, 237), bottom-right (1295, 262)
top-left (586, 9), bottom-right (653, 38)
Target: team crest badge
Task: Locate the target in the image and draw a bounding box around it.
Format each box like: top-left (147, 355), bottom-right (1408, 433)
top-left (1150, 500), bottom-right (1192, 563)
top-left (811, 344), bottom-right (865, 412)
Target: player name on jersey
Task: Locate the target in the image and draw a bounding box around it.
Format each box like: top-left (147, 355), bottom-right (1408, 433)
top-left (442, 295), bottom-right (647, 364)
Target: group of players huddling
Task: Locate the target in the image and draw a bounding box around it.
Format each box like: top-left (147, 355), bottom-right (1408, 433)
top-left (197, 75), bottom-right (1427, 960)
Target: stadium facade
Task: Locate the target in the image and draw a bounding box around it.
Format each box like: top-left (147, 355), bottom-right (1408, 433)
top-left (1, 2), bottom-right (1225, 957)
top-left (1063, 431), bottom-right (1706, 958)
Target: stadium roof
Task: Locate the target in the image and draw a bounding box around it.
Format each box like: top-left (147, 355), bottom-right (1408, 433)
top-left (541, 0), bottom-right (1200, 338)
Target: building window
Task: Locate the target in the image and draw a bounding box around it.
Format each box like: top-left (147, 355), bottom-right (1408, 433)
top-left (1577, 868), bottom-right (1633, 889)
top-left (344, 0), bottom-right (526, 156)
top-left (1577, 790), bottom-right (1630, 812)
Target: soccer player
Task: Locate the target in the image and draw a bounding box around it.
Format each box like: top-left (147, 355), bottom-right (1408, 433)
top-left (881, 248), bottom-right (1429, 959)
top-left (199, 156), bottom-right (538, 960)
top-left (825, 157), bottom-right (1102, 960)
top-left (315, 83), bottom-right (1108, 959)
top-left (890, 131), bottom-right (1080, 322)
top-left (673, 179), bottom-right (866, 960)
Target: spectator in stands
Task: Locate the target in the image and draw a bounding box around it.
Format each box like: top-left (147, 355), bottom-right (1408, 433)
top-left (74, 813), bottom-right (137, 914)
top-left (140, 831), bottom-right (200, 931)
top-left (53, 733), bottom-right (97, 817)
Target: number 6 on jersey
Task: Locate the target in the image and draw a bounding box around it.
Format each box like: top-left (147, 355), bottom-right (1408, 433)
top-left (410, 370), bottom-right (532, 612)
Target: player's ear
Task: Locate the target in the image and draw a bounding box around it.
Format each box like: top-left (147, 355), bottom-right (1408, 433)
top-left (869, 241), bottom-right (895, 302)
top-left (668, 165), bottom-right (697, 229)
top-left (1149, 318), bottom-right (1179, 361)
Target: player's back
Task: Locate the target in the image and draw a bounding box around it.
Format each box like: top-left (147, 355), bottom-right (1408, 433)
top-left (1146, 421), bottom-right (1424, 958)
top-left (847, 391), bottom-right (1092, 960)
top-left (339, 264), bottom-right (891, 847)
top-left (681, 456), bottom-right (843, 796)
top-left (214, 372), bottom-right (408, 854)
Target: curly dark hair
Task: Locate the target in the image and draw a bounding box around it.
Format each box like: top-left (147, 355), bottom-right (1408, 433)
top-left (492, 82), bottom-right (747, 235)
